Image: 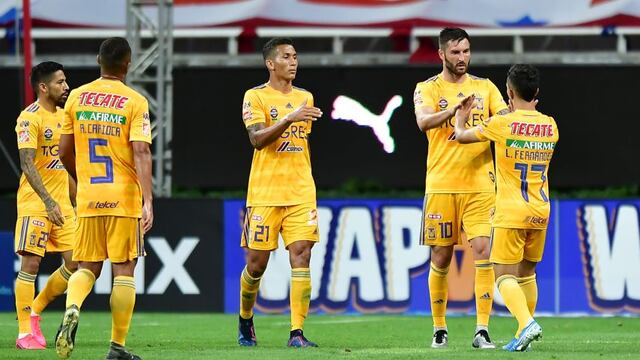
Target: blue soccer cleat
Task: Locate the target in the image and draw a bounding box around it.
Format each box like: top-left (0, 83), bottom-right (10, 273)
top-left (509, 320), bottom-right (542, 352)
top-left (502, 337), bottom-right (517, 351)
top-left (238, 316), bottom-right (257, 347)
top-left (287, 329), bottom-right (318, 348)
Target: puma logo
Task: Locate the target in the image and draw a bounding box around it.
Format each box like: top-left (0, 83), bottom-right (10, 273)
top-left (331, 95), bottom-right (403, 153)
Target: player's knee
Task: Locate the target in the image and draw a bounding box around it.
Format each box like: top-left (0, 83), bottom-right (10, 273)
top-left (20, 254), bottom-right (42, 274)
top-left (289, 242), bottom-right (312, 268)
top-left (246, 261), bottom-right (267, 278)
top-left (430, 246), bottom-right (453, 268)
top-left (64, 260), bottom-right (79, 272)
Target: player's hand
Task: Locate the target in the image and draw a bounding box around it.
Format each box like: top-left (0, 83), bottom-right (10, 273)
top-left (456, 94), bottom-right (476, 119)
top-left (142, 200), bottom-right (154, 233)
top-left (285, 99), bottom-right (322, 123)
top-left (45, 199), bottom-right (65, 226)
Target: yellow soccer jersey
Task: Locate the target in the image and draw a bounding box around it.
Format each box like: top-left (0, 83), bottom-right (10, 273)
top-left (242, 84), bottom-right (316, 207)
top-left (414, 74), bottom-right (508, 193)
top-left (61, 78), bottom-right (152, 218)
top-left (15, 102), bottom-right (74, 217)
top-left (473, 109), bottom-right (559, 229)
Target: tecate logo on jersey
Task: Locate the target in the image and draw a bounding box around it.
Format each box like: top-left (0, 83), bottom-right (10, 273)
top-left (88, 201), bottom-right (120, 209)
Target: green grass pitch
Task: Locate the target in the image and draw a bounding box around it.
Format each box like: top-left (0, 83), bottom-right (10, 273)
top-left (1, 313), bottom-right (638, 359)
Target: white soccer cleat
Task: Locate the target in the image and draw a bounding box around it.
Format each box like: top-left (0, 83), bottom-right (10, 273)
top-left (431, 329), bottom-right (448, 349)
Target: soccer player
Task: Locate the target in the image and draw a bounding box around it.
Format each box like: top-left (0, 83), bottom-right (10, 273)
top-left (55, 37), bottom-right (153, 360)
top-left (413, 27), bottom-right (509, 349)
top-left (13, 61), bottom-right (77, 350)
top-left (454, 64), bottom-right (558, 352)
top-left (237, 37), bottom-right (322, 348)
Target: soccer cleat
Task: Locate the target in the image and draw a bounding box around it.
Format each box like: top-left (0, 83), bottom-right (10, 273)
top-left (472, 329), bottom-right (496, 349)
top-left (503, 320), bottom-right (542, 352)
top-left (287, 329), bottom-right (318, 348)
top-left (105, 342), bottom-right (142, 360)
top-left (16, 334), bottom-right (46, 350)
top-left (238, 316), bottom-right (257, 346)
top-left (55, 305), bottom-right (80, 359)
top-left (31, 314), bottom-right (46, 347)
top-left (431, 329), bottom-right (448, 349)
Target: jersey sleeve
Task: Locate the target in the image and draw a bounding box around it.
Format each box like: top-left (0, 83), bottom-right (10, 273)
top-left (242, 90), bottom-right (266, 128)
top-left (130, 97), bottom-right (152, 144)
top-left (487, 80), bottom-right (508, 115)
top-left (15, 112), bottom-right (39, 149)
top-left (61, 92), bottom-right (76, 135)
top-left (306, 92), bottom-right (314, 135)
top-left (473, 115), bottom-right (503, 142)
top-left (414, 82), bottom-right (436, 112)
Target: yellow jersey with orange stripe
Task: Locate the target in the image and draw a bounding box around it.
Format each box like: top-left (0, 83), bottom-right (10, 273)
top-left (15, 102), bottom-right (74, 217)
top-left (414, 74), bottom-right (508, 193)
top-left (242, 84), bottom-right (315, 207)
top-left (473, 109), bottom-right (559, 229)
top-left (61, 78), bottom-right (152, 218)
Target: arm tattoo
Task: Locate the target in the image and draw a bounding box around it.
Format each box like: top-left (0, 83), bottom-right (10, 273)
top-left (497, 109), bottom-right (510, 115)
top-left (19, 148), bottom-right (54, 208)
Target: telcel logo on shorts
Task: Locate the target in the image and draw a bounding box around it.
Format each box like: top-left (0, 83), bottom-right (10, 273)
top-left (88, 201), bottom-right (120, 209)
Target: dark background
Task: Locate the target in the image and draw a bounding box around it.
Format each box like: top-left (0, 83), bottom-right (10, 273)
top-left (1, 66), bottom-right (638, 192)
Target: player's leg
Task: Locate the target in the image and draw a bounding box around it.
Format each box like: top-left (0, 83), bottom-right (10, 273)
top-left (31, 216), bottom-right (78, 347)
top-left (422, 194), bottom-right (457, 348)
top-left (14, 216), bottom-right (47, 349)
top-left (56, 217), bottom-right (106, 359)
top-left (238, 206), bottom-right (280, 346)
top-left (491, 228), bottom-right (541, 352)
top-left (518, 229), bottom-right (546, 317)
top-left (282, 203), bottom-right (319, 348)
top-left (103, 217), bottom-right (145, 360)
top-left (463, 192), bottom-right (496, 348)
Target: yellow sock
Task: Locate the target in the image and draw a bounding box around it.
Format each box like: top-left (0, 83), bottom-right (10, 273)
top-left (15, 271), bottom-right (36, 335)
top-left (32, 265), bottom-right (73, 315)
top-left (474, 260), bottom-right (494, 327)
top-left (518, 274), bottom-right (538, 316)
top-left (111, 276), bottom-right (136, 346)
top-left (497, 275), bottom-right (533, 337)
top-left (65, 269), bottom-right (96, 309)
top-left (290, 268), bottom-right (311, 331)
top-left (239, 266), bottom-right (262, 319)
top-left (428, 263), bottom-right (448, 329)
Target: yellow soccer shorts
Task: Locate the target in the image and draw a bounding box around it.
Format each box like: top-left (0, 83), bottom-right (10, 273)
top-left (420, 192), bottom-right (494, 247)
top-left (241, 202), bottom-right (319, 251)
top-left (14, 215), bottom-right (76, 257)
top-left (73, 216), bottom-right (145, 263)
top-left (489, 227), bottom-right (547, 264)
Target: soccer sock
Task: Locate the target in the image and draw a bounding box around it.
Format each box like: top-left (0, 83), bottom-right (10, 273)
top-left (15, 271), bottom-right (36, 336)
top-left (290, 268), bottom-right (311, 331)
top-left (428, 262), bottom-right (449, 330)
top-left (32, 264), bottom-right (73, 315)
top-left (474, 260), bottom-right (495, 328)
top-left (496, 275), bottom-right (533, 337)
top-left (518, 274), bottom-right (538, 316)
top-left (65, 268), bottom-right (96, 309)
top-left (239, 266), bottom-right (262, 320)
top-left (110, 276), bottom-right (136, 346)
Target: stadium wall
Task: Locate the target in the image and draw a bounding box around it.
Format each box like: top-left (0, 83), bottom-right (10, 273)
top-left (1, 65), bottom-right (639, 191)
top-left (1, 198), bottom-right (639, 315)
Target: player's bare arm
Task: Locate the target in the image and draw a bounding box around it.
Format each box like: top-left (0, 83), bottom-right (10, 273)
top-left (454, 95), bottom-right (482, 144)
top-left (59, 133), bottom-right (77, 182)
top-left (19, 148), bottom-right (65, 226)
top-left (415, 102), bottom-right (464, 132)
top-left (247, 99), bottom-right (322, 150)
top-left (68, 174), bottom-right (77, 210)
top-left (133, 141), bottom-right (154, 232)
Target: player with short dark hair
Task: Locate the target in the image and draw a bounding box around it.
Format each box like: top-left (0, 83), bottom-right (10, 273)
top-left (14, 61), bottom-right (76, 350)
top-left (454, 64), bottom-right (558, 352)
top-left (413, 27), bottom-right (510, 349)
top-left (55, 37), bottom-right (153, 360)
top-left (237, 37), bottom-right (322, 348)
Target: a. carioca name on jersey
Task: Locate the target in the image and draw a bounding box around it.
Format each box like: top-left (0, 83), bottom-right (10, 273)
top-left (78, 92), bottom-right (129, 110)
top-left (510, 122), bottom-right (554, 137)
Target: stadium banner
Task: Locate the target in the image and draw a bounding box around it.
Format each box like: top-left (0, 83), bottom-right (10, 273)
top-left (0, 199), bottom-right (224, 312)
top-left (223, 199), bottom-right (640, 315)
top-left (3, 0), bottom-right (640, 27)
